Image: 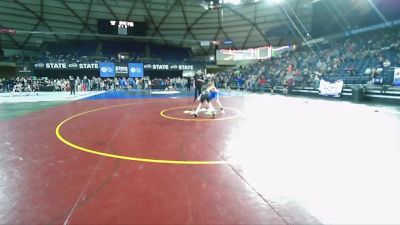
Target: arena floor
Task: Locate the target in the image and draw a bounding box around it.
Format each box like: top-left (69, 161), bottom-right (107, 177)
top-left (1, 90), bottom-right (400, 224)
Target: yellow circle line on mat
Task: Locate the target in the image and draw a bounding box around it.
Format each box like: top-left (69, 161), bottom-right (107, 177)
top-left (55, 103), bottom-right (227, 165)
top-left (160, 106), bottom-right (240, 122)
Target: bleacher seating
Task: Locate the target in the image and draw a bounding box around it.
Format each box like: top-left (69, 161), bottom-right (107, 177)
top-left (150, 44), bottom-right (191, 62)
top-left (101, 41), bottom-right (146, 59)
top-left (220, 28), bottom-right (399, 87)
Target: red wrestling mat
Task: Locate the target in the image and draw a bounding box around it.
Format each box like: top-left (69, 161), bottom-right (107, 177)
top-left (0, 98), bottom-right (291, 225)
top-left (3, 95), bottom-right (400, 224)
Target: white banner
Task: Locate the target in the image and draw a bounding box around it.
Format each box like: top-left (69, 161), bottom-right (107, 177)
top-left (394, 67), bottom-right (400, 86)
top-left (200, 41), bottom-right (210, 46)
top-left (143, 63), bottom-right (194, 71)
top-left (303, 37), bottom-right (325, 46)
top-left (182, 70), bottom-right (195, 77)
top-left (318, 79), bottom-right (344, 97)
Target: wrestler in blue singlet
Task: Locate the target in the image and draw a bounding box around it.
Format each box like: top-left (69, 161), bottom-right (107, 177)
top-left (209, 90), bottom-right (218, 100)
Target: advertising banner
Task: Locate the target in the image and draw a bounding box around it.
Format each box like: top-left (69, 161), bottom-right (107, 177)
top-left (128, 63), bottom-right (144, 78)
top-left (143, 63), bottom-right (194, 71)
top-left (17, 63), bottom-right (32, 76)
top-left (32, 61), bottom-right (195, 73)
top-left (115, 63), bottom-right (128, 76)
top-left (34, 62), bottom-right (99, 70)
top-left (99, 62), bottom-right (115, 77)
top-left (223, 40), bottom-right (233, 45)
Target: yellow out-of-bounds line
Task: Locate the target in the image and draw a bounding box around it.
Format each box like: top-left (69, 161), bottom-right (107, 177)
top-left (160, 106), bottom-right (240, 122)
top-left (55, 103), bottom-right (227, 165)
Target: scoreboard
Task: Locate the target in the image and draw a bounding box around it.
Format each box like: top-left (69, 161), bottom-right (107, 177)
top-left (216, 46), bottom-right (272, 65)
top-left (97, 20), bottom-right (146, 36)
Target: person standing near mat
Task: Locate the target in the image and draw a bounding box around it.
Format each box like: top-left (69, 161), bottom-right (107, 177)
top-left (186, 77), bottom-right (192, 92)
top-left (69, 75), bottom-right (76, 95)
top-left (193, 71), bottom-right (204, 101)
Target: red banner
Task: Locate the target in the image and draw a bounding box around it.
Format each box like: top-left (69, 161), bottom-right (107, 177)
top-left (0, 28), bottom-right (16, 35)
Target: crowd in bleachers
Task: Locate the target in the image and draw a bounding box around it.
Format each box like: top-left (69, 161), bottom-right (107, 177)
top-left (213, 29), bottom-right (400, 91)
top-left (2, 40), bottom-right (195, 66)
top-left (1, 28), bottom-right (400, 95)
top-left (0, 76), bottom-right (193, 94)
top-left (0, 77), bottom-right (39, 94)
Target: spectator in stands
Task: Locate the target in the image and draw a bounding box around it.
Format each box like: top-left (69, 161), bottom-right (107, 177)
top-left (1, 78), bottom-right (5, 93)
top-left (287, 76), bottom-right (295, 93)
top-left (82, 76), bottom-right (89, 91)
top-left (135, 78), bottom-right (140, 89)
top-left (259, 75), bottom-right (267, 91)
top-left (371, 68), bottom-right (379, 79)
top-left (75, 76), bottom-right (81, 91)
top-left (114, 78), bottom-right (119, 90)
top-left (269, 76), bottom-right (277, 94)
top-left (313, 75), bottom-right (320, 90)
top-left (100, 80), bottom-right (105, 90)
top-left (55, 79), bottom-right (62, 91)
top-left (378, 55), bottom-right (384, 67)
top-left (184, 77), bottom-right (190, 92)
top-left (282, 78), bottom-right (288, 95)
top-left (383, 59), bottom-right (391, 68)
top-left (179, 77), bottom-right (186, 90)
top-left (147, 79), bottom-right (152, 90)
top-left (245, 77), bottom-right (251, 91)
top-left (365, 67), bottom-right (372, 76)
top-left (223, 76), bottom-right (229, 90)
top-left (0, 49), bottom-right (4, 61)
top-left (235, 76), bottom-right (243, 90)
